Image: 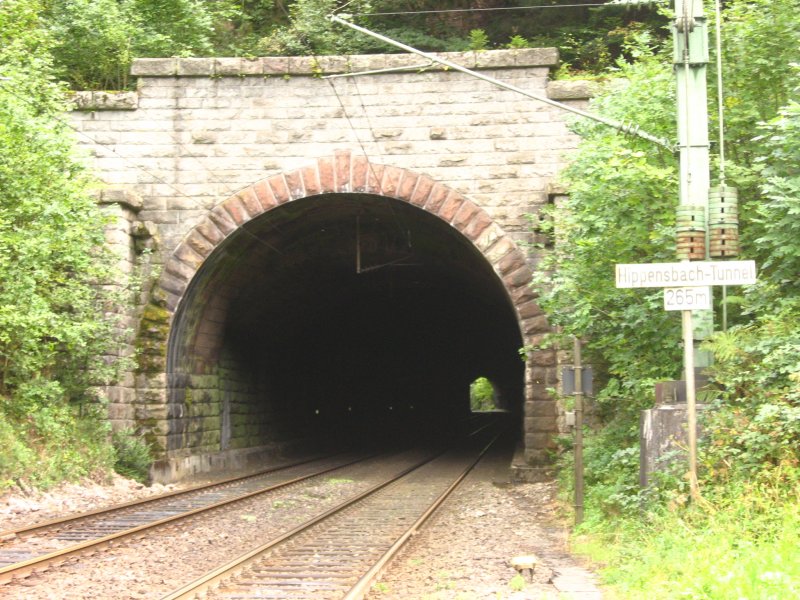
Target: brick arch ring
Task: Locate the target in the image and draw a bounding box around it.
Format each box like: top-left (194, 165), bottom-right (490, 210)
top-left (155, 149), bottom-right (548, 344)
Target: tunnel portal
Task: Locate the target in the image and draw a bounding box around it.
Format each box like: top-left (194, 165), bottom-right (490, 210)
top-left (166, 192), bottom-right (525, 461)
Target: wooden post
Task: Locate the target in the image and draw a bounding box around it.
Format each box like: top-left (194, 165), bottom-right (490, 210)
top-left (573, 337), bottom-right (585, 525)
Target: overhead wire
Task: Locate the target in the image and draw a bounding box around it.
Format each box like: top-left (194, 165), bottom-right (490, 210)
top-left (343, 1), bottom-right (661, 17)
top-left (275, 2), bottom-right (415, 273)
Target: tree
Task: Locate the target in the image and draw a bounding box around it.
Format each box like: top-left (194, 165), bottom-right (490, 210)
top-left (0, 0), bottom-right (121, 486)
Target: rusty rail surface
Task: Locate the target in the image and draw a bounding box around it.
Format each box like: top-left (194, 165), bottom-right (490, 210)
top-left (0, 453), bottom-right (374, 584)
top-left (163, 424), bottom-right (502, 599)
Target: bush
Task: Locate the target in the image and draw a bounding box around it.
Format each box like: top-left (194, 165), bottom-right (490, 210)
top-left (112, 429), bottom-right (153, 483)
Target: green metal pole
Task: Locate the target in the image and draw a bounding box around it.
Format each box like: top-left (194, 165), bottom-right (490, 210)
top-left (673, 0), bottom-right (712, 501)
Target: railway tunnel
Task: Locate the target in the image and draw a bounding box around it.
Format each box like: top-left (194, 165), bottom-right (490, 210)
top-left (163, 190), bottom-right (527, 467)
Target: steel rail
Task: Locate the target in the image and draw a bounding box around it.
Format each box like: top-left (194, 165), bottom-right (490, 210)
top-left (161, 424), bottom-right (504, 600)
top-left (160, 449), bottom-right (445, 600)
top-left (0, 454), bottom-right (331, 542)
top-left (343, 433), bottom-right (499, 599)
top-left (0, 454), bottom-right (372, 584)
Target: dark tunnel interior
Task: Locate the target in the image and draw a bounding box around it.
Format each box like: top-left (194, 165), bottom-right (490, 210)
top-left (167, 193), bottom-right (525, 454)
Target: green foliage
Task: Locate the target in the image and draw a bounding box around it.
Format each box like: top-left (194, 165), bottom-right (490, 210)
top-left (25, 0), bottom-right (670, 89)
top-left (544, 0), bottom-right (800, 520)
top-left (533, 48), bottom-right (681, 420)
top-left (508, 573), bottom-right (526, 592)
top-left (750, 94), bottom-right (800, 294)
top-left (0, 406), bottom-right (115, 491)
top-left (259, 0), bottom-right (380, 56)
top-left (0, 0), bottom-right (125, 488)
top-left (700, 296), bottom-right (800, 484)
top-left (506, 35), bottom-right (530, 50)
top-left (546, 7), bottom-right (800, 598)
top-left (45, 0), bottom-right (136, 90)
top-left (44, 0), bottom-right (220, 89)
top-left (112, 428), bottom-right (153, 483)
top-left (467, 29), bottom-right (489, 52)
top-left (574, 480), bottom-right (800, 599)
top-left (469, 377), bottom-right (496, 412)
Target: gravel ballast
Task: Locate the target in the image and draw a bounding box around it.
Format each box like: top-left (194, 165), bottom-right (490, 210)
top-left (0, 457), bottom-right (602, 599)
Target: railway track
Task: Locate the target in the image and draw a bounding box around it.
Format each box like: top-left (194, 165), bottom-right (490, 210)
top-left (0, 452), bottom-right (375, 582)
top-left (0, 414), bottom-right (507, 598)
top-left (165, 426), bottom-right (501, 599)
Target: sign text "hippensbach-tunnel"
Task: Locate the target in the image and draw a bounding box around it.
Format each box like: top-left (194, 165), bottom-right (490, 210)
top-left (615, 260), bottom-right (757, 288)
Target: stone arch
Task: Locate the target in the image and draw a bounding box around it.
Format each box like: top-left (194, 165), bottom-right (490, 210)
top-left (159, 150), bottom-right (546, 343)
top-left (150, 149), bottom-right (555, 474)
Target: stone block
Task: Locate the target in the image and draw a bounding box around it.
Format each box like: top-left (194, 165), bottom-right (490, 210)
top-left (177, 58), bottom-right (215, 76)
top-left (334, 150), bottom-right (352, 192)
top-left (236, 187), bottom-right (263, 217)
top-left (194, 218), bottom-right (225, 246)
top-left (453, 201), bottom-right (479, 230)
top-left (525, 400), bottom-right (557, 418)
top-left (365, 163), bottom-right (385, 194)
top-left (262, 57), bottom-right (289, 75)
top-left (214, 58), bottom-right (243, 76)
top-left (517, 300), bottom-right (543, 320)
top-left (313, 55), bottom-right (349, 74)
top-left (395, 171), bottom-right (418, 202)
top-left (240, 57), bottom-right (263, 76)
top-left (132, 58), bottom-right (178, 76)
top-left (300, 165), bottom-right (321, 196)
top-left (522, 315), bottom-right (549, 335)
top-left (268, 174), bottom-right (291, 204)
top-left (352, 156), bottom-right (372, 192)
top-left (209, 205), bottom-right (238, 235)
top-left (172, 243), bottom-right (204, 272)
top-left (525, 416), bottom-right (558, 434)
top-left (530, 349), bottom-right (556, 367)
top-left (284, 169), bottom-right (305, 200)
top-left (474, 223), bottom-right (504, 253)
top-left (222, 195), bottom-right (251, 225)
top-left (503, 264), bottom-right (532, 289)
top-left (437, 191), bottom-right (464, 223)
top-left (525, 432), bottom-right (556, 450)
top-left (462, 210), bottom-right (493, 240)
top-left (379, 165), bottom-right (404, 198)
top-left (185, 229), bottom-right (214, 258)
top-left (424, 183), bottom-right (449, 213)
top-left (547, 80), bottom-right (595, 101)
top-left (408, 176), bottom-right (434, 207)
top-left (287, 56), bottom-right (316, 73)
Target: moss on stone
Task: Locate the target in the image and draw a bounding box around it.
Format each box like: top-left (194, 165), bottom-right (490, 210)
top-left (135, 302), bottom-right (171, 374)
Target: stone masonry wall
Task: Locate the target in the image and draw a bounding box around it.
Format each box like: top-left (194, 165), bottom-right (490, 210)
top-left (70, 49), bottom-right (591, 475)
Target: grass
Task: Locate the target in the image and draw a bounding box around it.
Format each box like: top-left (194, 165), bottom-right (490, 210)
top-left (572, 479), bottom-right (800, 599)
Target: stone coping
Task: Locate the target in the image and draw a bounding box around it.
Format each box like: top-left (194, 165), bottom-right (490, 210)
top-left (70, 90), bottom-right (138, 111)
top-left (131, 48), bottom-right (559, 77)
top-left (69, 74), bottom-right (592, 113)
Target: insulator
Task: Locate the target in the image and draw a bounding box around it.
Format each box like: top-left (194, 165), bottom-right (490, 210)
top-left (708, 185), bottom-right (739, 258)
top-left (675, 205), bottom-right (706, 260)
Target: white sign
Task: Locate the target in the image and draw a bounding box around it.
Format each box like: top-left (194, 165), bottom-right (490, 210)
top-left (616, 260), bottom-right (756, 289)
top-left (664, 287), bottom-right (712, 311)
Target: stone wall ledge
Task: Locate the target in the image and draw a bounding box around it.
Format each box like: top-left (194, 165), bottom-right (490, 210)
top-left (131, 48), bottom-right (559, 78)
top-left (94, 188), bottom-right (144, 212)
top-left (70, 90), bottom-right (139, 111)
